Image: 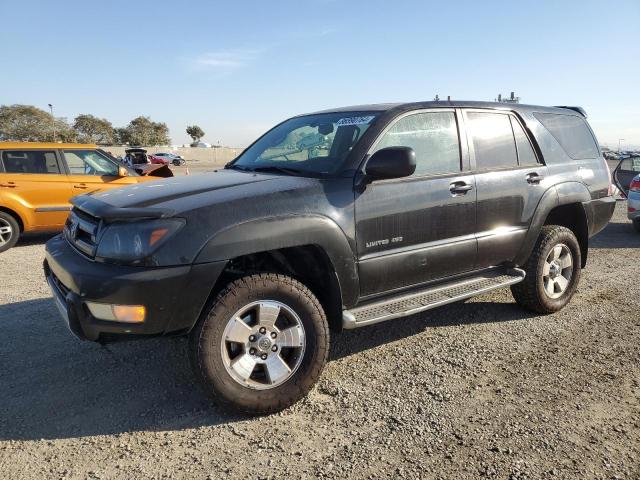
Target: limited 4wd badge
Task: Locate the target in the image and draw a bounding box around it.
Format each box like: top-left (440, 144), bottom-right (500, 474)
top-left (336, 116), bottom-right (375, 127)
top-left (366, 236), bottom-right (403, 248)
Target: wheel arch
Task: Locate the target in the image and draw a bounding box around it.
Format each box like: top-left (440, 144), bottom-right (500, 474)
top-left (194, 215), bottom-right (359, 331)
top-left (0, 205), bottom-right (24, 232)
top-left (515, 182), bottom-right (591, 268)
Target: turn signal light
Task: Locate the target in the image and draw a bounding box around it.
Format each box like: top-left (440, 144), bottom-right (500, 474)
top-left (113, 305), bottom-right (146, 323)
top-left (86, 302), bottom-right (146, 323)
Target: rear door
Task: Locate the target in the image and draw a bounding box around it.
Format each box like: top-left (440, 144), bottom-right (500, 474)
top-left (355, 109), bottom-right (477, 297)
top-left (614, 157), bottom-right (640, 195)
top-left (0, 149), bottom-right (72, 228)
top-left (62, 149), bottom-right (139, 194)
top-left (463, 110), bottom-right (547, 268)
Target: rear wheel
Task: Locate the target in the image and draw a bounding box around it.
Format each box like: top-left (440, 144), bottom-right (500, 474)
top-left (0, 212), bottom-right (20, 253)
top-left (189, 273), bottom-right (329, 414)
top-left (511, 225), bottom-right (581, 314)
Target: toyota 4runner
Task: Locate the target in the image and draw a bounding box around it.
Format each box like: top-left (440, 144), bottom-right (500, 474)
top-left (44, 101), bottom-right (615, 413)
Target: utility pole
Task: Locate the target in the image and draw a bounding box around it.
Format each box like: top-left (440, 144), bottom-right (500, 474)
top-left (618, 138), bottom-right (625, 153)
top-left (48, 104), bottom-right (55, 142)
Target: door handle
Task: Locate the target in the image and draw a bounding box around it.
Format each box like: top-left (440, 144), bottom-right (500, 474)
top-left (449, 182), bottom-right (473, 195)
top-left (0, 182), bottom-right (16, 188)
top-left (526, 173), bottom-right (544, 184)
top-left (73, 184), bottom-right (88, 189)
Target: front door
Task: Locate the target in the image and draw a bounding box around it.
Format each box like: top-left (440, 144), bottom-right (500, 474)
top-left (355, 109), bottom-right (477, 297)
top-left (61, 149), bottom-right (139, 195)
top-left (0, 149), bottom-right (72, 229)
top-left (463, 110), bottom-right (547, 268)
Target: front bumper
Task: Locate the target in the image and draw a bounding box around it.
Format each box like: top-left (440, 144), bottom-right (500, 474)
top-left (44, 234), bottom-right (225, 342)
top-left (627, 191), bottom-right (640, 221)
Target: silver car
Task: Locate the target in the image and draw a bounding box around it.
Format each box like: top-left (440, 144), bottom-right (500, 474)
top-left (614, 156), bottom-right (640, 232)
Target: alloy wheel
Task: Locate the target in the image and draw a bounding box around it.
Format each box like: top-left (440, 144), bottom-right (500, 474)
top-left (220, 300), bottom-right (306, 390)
top-left (542, 243), bottom-right (573, 299)
top-left (0, 218), bottom-right (13, 248)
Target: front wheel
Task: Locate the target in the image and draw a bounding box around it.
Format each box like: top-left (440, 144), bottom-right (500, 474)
top-left (189, 273), bottom-right (329, 414)
top-left (511, 225), bottom-right (581, 314)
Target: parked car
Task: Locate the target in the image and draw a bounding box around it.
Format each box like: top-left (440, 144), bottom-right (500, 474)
top-left (613, 155), bottom-right (640, 231)
top-left (147, 153), bottom-right (170, 165)
top-left (0, 142), bottom-right (166, 252)
top-left (121, 147), bottom-right (174, 178)
top-left (149, 152), bottom-right (186, 166)
top-left (44, 101), bottom-right (615, 414)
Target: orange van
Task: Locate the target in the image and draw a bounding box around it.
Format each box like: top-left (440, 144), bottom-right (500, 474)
top-left (0, 142), bottom-right (164, 252)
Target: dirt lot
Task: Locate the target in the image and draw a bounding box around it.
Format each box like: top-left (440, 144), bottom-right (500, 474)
top-left (0, 203), bottom-right (638, 479)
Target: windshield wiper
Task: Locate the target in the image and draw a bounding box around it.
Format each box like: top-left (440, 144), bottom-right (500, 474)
top-left (250, 166), bottom-right (306, 176)
top-left (225, 163), bottom-right (251, 171)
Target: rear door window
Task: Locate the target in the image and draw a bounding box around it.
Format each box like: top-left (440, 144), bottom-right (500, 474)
top-left (373, 111), bottom-right (461, 176)
top-left (533, 113), bottom-right (599, 159)
top-left (466, 112), bottom-right (518, 169)
top-left (619, 157), bottom-right (640, 173)
top-left (510, 117), bottom-right (538, 166)
top-left (1, 150), bottom-right (61, 174)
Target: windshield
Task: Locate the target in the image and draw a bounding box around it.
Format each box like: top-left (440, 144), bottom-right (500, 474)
top-left (230, 111), bottom-right (379, 175)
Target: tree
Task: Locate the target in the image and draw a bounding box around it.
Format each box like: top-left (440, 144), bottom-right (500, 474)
top-left (73, 114), bottom-right (114, 144)
top-left (0, 104), bottom-right (54, 141)
top-left (54, 118), bottom-right (77, 142)
top-left (123, 116), bottom-right (170, 146)
top-left (186, 125), bottom-right (205, 145)
top-left (113, 127), bottom-right (130, 145)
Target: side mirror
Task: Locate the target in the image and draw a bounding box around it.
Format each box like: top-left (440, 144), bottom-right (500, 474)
top-left (118, 166), bottom-right (128, 177)
top-left (365, 147), bottom-right (416, 181)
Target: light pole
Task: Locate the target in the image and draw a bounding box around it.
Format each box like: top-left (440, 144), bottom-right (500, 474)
top-left (48, 104), bottom-right (56, 142)
top-left (618, 138), bottom-right (625, 153)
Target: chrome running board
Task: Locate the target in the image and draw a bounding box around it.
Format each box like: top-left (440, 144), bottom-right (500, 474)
top-left (342, 268), bottom-right (525, 329)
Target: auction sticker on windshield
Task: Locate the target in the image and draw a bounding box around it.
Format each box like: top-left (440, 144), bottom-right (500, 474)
top-left (336, 116), bottom-right (375, 126)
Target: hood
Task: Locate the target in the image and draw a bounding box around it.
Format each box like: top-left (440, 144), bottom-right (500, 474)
top-left (78, 169), bottom-right (311, 216)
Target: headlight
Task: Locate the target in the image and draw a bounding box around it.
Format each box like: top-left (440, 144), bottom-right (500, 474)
top-left (95, 218), bottom-right (185, 265)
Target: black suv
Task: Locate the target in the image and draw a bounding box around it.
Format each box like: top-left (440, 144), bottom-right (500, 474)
top-left (44, 101), bottom-right (615, 413)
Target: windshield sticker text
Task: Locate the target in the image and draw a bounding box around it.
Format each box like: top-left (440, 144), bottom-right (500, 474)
top-left (337, 116), bottom-right (375, 127)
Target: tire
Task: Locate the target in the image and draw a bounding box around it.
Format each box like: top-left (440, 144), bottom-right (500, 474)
top-left (189, 273), bottom-right (329, 414)
top-left (0, 211), bottom-right (20, 253)
top-left (511, 225), bottom-right (581, 314)
top-left (633, 219), bottom-right (640, 233)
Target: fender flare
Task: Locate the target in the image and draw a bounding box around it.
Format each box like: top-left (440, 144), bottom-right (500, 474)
top-left (514, 182), bottom-right (591, 266)
top-left (194, 214), bottom-right (359, 307)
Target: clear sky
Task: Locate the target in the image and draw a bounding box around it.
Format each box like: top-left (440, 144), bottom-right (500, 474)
top-left (1, 0), bottom-right (638, 148)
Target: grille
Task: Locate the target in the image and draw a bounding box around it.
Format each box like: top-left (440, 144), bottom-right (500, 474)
top-left (64, 207), bottom-right (101, 258)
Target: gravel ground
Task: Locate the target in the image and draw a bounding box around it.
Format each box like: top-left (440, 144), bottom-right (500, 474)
top-left (0, 203), bottom-right (638, 480)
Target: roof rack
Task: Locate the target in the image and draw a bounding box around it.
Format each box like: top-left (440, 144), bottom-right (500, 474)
top-left (553, 106), bottom-right (587, 117)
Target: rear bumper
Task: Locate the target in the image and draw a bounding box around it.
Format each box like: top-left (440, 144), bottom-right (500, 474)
top-left (584, 195), bottom-right (616, 238)
top-left (44, 234), bottom-right (225, 342)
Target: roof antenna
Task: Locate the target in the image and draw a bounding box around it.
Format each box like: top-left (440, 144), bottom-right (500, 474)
top-left (434, 94), bottom-right (440, 101)
top-left (447, 96), bottom-right (451, 101)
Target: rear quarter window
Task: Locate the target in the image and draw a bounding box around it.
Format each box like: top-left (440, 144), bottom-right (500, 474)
top-left (533, 113), bottom-right (599, 160)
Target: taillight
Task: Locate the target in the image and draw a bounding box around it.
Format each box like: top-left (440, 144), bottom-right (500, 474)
top-left (601, 156), bottom-right (613, 196)
top-left (630, 178), bottom-right (640, 193)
